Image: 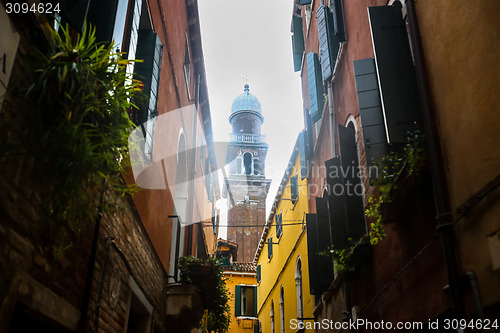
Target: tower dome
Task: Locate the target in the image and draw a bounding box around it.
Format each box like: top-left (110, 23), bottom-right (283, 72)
top-left (231, 84), bottom-right (262, 115)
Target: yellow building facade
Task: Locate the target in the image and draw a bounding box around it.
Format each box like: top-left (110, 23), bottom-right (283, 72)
top-left (223, 266), bottom-right (258, 333)
top-left (255, 138), bottom-right (314, 333)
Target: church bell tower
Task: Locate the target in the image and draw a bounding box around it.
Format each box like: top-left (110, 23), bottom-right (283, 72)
top-left (224, 84), bottom-right (271, 263)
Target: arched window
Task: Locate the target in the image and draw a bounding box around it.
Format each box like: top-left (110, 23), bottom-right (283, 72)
top-left (243, 152), bottom-right (252, 175)
top-left (270, 301), bottom-right (275, 333)
top-left (279, 286), bottom-right (285, 333)
top-left (295, 257), bottom-right (304, 323)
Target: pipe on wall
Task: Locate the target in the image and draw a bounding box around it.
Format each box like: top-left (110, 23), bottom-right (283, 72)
top-left (405, 0), bottom-right (467, 320)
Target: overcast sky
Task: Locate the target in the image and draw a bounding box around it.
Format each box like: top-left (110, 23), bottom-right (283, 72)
top-left (198, 0), bottom-right (305, 239)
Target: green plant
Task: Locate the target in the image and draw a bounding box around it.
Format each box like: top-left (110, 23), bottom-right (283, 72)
top-left (4, 23), bottom-right (142, 227)
top-left (365, 195), bottom-right (387, 245)
top-left (178, 256), bottom-right (231, 333)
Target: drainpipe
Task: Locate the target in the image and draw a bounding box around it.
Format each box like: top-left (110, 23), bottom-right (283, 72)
top-left (405, 0), bottom-right (467, 320)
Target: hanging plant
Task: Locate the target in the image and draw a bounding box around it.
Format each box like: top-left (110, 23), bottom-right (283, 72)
top-left (3, 23), bottom-right (143, 228)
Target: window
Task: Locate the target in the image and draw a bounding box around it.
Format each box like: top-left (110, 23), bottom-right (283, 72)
top-left (235, 285), bottom-right (257, 318)
top-left (279, 287), bottom-right (285, 333)
top-left (270, 301), bottom-right (275, 333)
top-left (257, 264), bottom-right (261, 284)
top-left (244, 152), bottom-right (252, 175)
top-left (290, 174), bottom-right (299, 204)
top-left (276, 213), bottom-right (283, 238)
top-left (268, 237), bottom-right (273, 259)
top-left (296, 258), bottom-right (304, 323)
top-left (126, 278), bottom-right (153, 333)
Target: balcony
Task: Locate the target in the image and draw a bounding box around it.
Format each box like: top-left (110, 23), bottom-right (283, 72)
top-left (230, 133), bottom-right (265, 144)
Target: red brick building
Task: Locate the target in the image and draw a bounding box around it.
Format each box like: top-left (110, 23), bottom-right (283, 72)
top-left (0, 0), bottom-right (220, 332)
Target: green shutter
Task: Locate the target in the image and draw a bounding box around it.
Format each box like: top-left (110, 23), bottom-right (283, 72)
top-left (307, 53), bottom-right (324, 123)
top-left (253, 287), bottom-right (258, 316)
top-left (235, 285), bottom-right (241, 317)
top-left (290, 175), bottom-right (299, 203)
top-left (276, 214), bottom-right (282, 238)
top-left (292, 36), bottom-right (303, 72)
top-left (317, 5), bottom-right (339, 82)
top-left (292, 16), bottom-right (305, 54)
top-left (325, 157), bottom-right (349, 250)
top-left (300, 0), bottom-right (312, 4)
top-left (354, 58), bottom-right (388, 170)
top-left (257, 264), bottom-right (261, 284)
top-left (57, 0), bottom-right (90, 32)
top-left (298, 130), bottom-right (308, 179)
top-left (368, 5), bottom-right (421, 144)
top-left (338, 125), bottom-right (366, 240)
top-left (268, 237), bottom-right (273, 259)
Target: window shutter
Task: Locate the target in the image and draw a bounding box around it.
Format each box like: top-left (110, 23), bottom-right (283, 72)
top-left (58, 0), bottom-right (90, 32)
top-left (292, 16), bottom-right (305, 72)
top-left (325, 157), bottom-right (349, 250)
top-left (235, 285), bottom-right (242, 317)
top-left (257, 264), bottom-right (261, 284)
top-left (290, 175), bottom-right (299, 203)
top-left (306, 53), bottom-right (325, 123)
top-left (298, 130), bottom-right (308, 179)
top-left (253, 287), bottom-right (258, 316)
top-left (317, 5), bottom-right (339, 83)
top-left (354, 58), bottom-right (388, 173)
top-left (268, 237), bottom-right (273, 259)
top-left (368, 5), bottom-right (421, 144)
top-left (276, 214), bottom-right (283, 238)
top-left (292, 36), bottom-right (303, 72)
top-left (300, 0), bottom-right (312, 5)
top-left (305, 213), bottom-right (320, 295)
top-left (87, 0), bottom-right (122, 43)
top-left (338, 125), bottom-right (366, 239)
top-left (331, 0), bottom-right (346, 42)
top-left (315, 197), bottom-right (335, 293)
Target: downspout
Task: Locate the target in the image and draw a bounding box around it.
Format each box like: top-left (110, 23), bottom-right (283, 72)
top-left (327, 82), bottom-right (336, 157)
top-left (405, 0), bottom-right (467, 320)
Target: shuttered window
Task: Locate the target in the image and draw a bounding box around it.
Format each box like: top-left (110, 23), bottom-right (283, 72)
top-left (368, 5), bottom-right (421, 144)
top-left (268, 237), bottom-right (273, 259)
top-left (290, 174), bottom-right (299, 203)
top-left (331, 0), bottom-right (346, 42)
top-left (276, 213), bottom-right (283, 238)
top-left (235, 285), bottom-right (241, 317)
top-left (87, 0), bottom-right (131, 45)
top-left (305, 197), bottom-right (335, 297)
top-left (292, 16), bottom-right (305, 72)
top-left (354, 58), bottom-right (388, 169)
top-left (134, 31), bottom-right (163, 160)
top-left (306, 53), bottom-right (325, 123)
top-left (234, 285), bottom-right (257, 317)
top-left (317, 5), bottom-right (339, 83)
top-left (256, 264), bottom-right (261, 284)
top-left (325, 156), bottom-right (349, 250)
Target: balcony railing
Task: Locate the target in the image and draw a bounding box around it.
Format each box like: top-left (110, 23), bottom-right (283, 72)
top-left (230, 133), bottom-right (265, 143)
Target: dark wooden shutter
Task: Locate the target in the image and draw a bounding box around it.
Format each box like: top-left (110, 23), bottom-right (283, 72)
top-left (331, 0), bottom-right (346, 42)
top-left (276, 214), bottom-right (283, 238)
top-left (306, 53), bottom-right (324, 123)
top-left (235, 285), bottom-right (241, 317)
top-left (87, 0), bottom-right (120, 43)
top-left (256, 264), bottom-right (261, 284)
top-left (292, 16), bottom-right (305, 72)
top-left (290, 174), bottom-right (299, 203)
top-left (325, 157), bottom-right (349, 250)
top-left (338, 125), bottom-right (366, 239)
top-left (305, 214), bottom-right (320, 295)
top-left (354, 58), bottom-right (388, 170)
top-left (268, 237), bottom-right (273, 259)
top-left (315, 197), bottom-right (335, 295)
top-left (298, 130), bottom-right (308, 179)
top-left (368, 5), bottom-right (421, 144)
top-left (57, 0), bottom-right (90, 32)
top-left (317, 5), bottom-right (340, 82)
